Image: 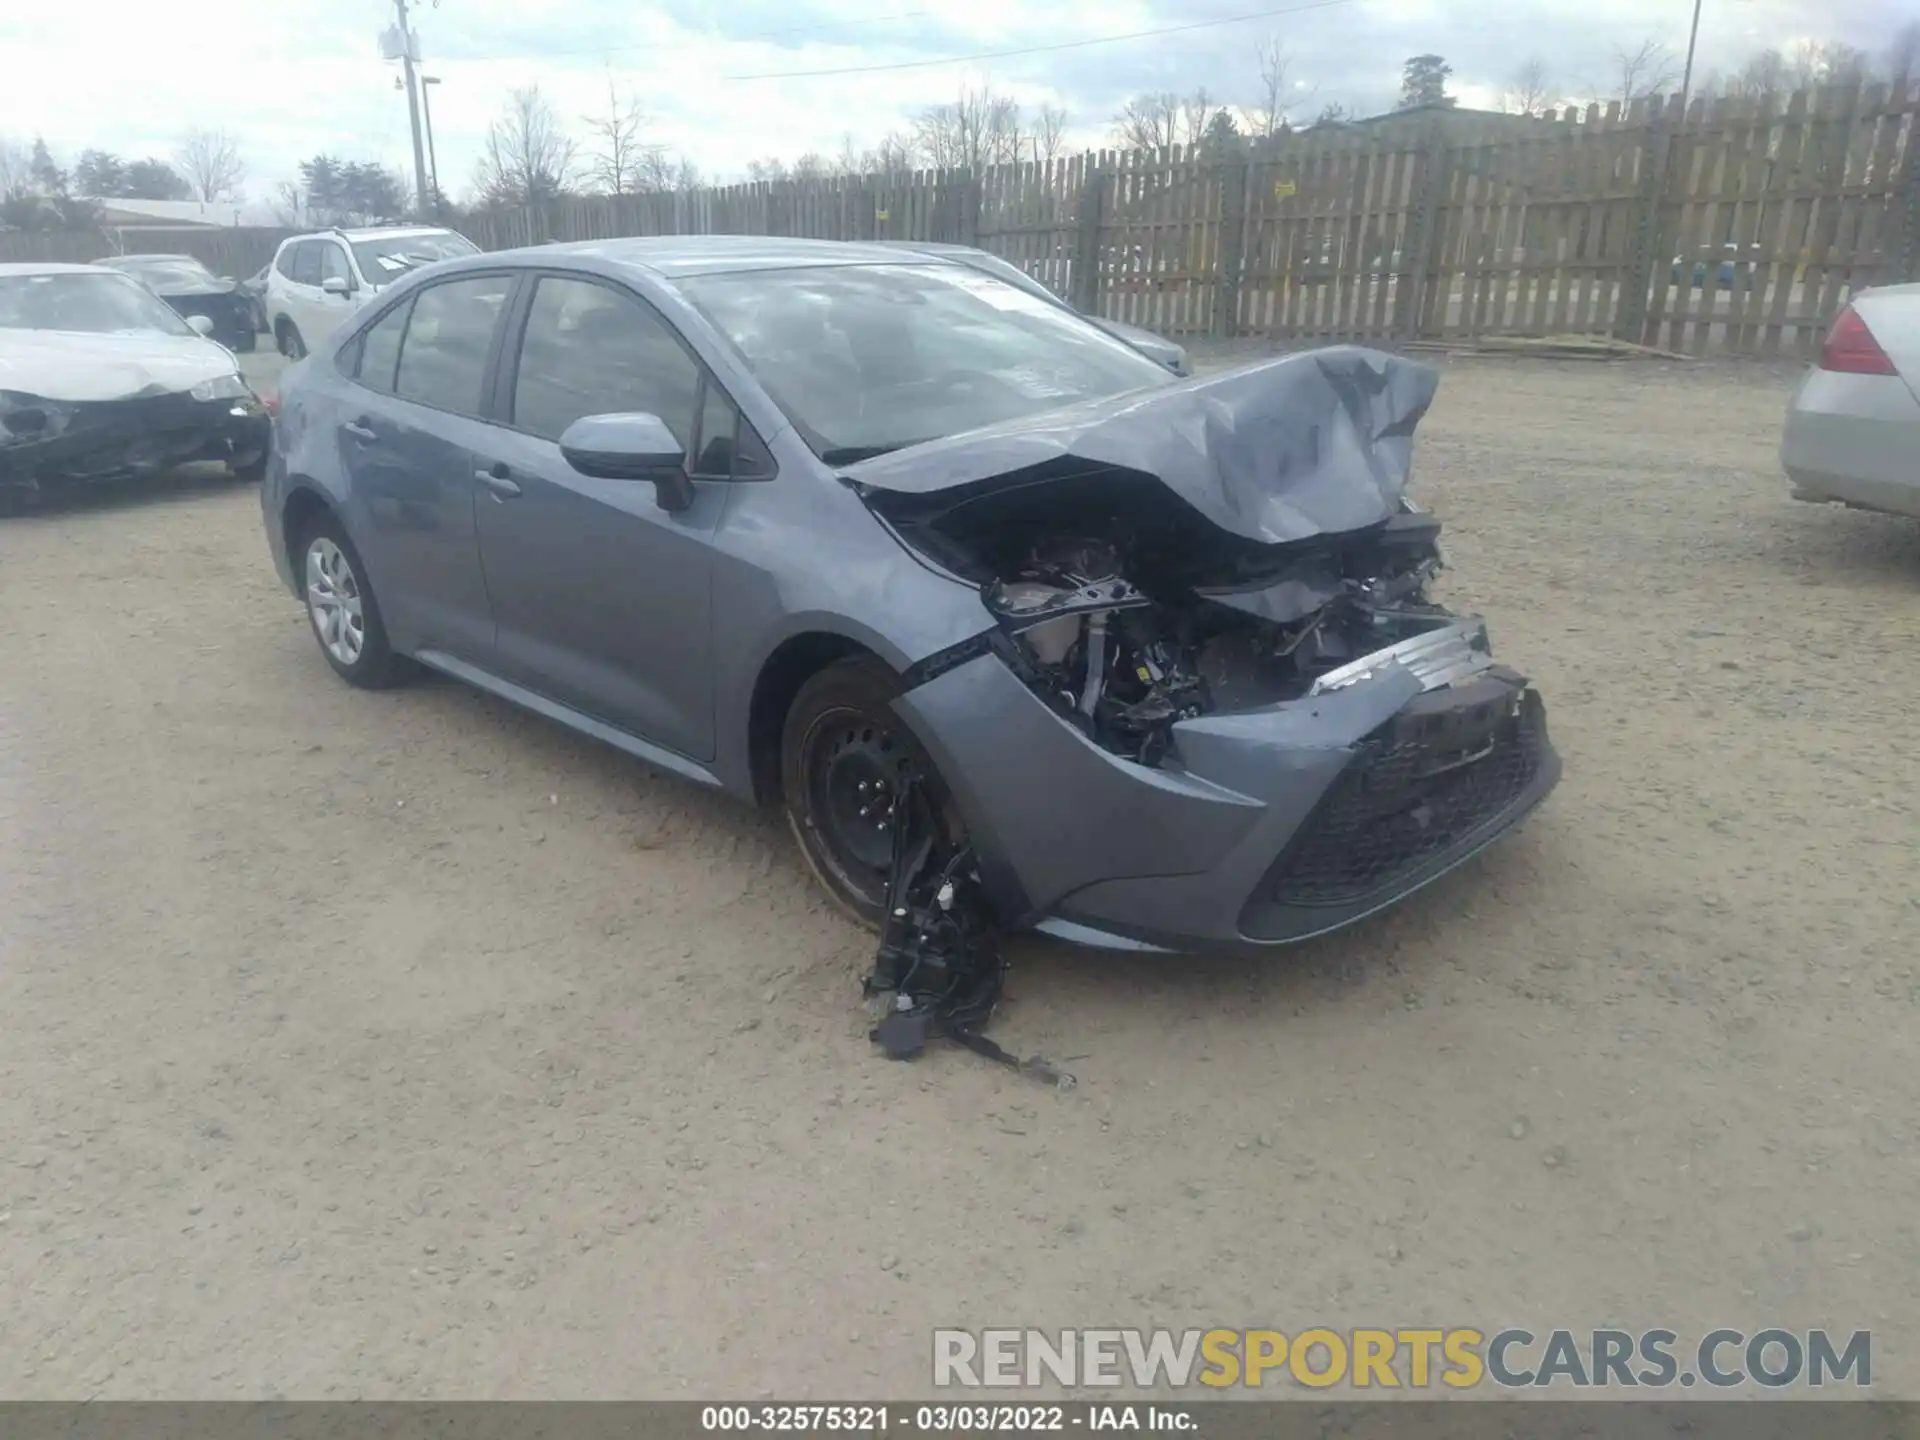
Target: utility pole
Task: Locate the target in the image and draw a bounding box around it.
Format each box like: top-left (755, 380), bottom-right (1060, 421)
top-left (1679, 0), bottom-right (1704, 110)
top-left (421, 76), bottom-right (443, 216)
top-left (392, 0), bottom-right (430, 217)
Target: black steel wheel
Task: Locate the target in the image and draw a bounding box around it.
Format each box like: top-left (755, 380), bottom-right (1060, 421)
top-left (780, 656), bottom-right (951, 929)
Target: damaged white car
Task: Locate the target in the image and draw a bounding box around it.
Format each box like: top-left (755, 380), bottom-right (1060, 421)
top-left (1, 262), bottom-right (271, 513)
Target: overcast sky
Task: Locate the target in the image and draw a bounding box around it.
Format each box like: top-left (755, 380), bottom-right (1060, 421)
top-left (0, 0), bottom-right (1907, 203)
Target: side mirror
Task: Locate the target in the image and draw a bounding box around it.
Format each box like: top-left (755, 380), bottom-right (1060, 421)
top-left (558, 413), bottom-right (695, 512)
top-left (320, 276), bottom-right (352, 297)
top-left (186, 314), bottom-right (216, 336)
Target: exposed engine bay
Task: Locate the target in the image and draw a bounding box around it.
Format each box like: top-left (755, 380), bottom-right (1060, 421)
top-left (839, 347), bottom-right (1556, 1063)
top-left (871, 471), bottom-right (1473, 770)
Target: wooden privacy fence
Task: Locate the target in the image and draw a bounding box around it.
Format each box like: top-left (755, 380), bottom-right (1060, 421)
top-left (462, 79), bottom-right (1918, 359)
top-left (0, 226), bottom-right (295, 279)
top-left (4, 80), bottom-right (1912, 356)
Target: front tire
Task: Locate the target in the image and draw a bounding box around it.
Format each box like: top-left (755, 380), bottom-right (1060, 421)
top-left (277, 321), bottom-right (306, 360)
top-left (296, 512), bottom-right (405, 689)
top-left (779, 656), bottom-right (951, 931)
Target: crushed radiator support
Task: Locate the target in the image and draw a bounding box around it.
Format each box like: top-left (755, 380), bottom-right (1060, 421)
top-left (863, 774), bottom-right (1075, 1090)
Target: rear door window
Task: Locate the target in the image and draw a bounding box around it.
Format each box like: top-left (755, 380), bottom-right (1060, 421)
top-left (289, 242), bottom-right (322, 287)
top-left (392, 274), bottom-right (514, 417)
top-left (353, 299), bottom-right (412, 393)
top-left (319, 244), bottom-right (351, 289)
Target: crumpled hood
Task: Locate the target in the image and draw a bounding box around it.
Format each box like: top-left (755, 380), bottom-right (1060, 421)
top-left (843, 345), bottom-right (1438, 546)
top-left (0, 329), bottom-right (240, 403)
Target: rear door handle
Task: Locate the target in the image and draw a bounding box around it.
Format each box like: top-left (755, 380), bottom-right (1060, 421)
top-left (342, 420), bottom-right (377, 442)
top-left (474, 462), bottom-right (521, 500)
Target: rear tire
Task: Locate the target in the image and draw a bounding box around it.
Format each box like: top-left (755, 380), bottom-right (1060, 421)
top-left (294, 510), bottom-right (406, 689)
top-left (277, 321), bottom-right (306, 360)
top-left (779, 655), bottom-right (954, 931)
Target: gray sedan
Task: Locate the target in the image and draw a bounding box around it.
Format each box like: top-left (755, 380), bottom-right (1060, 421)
top-left (1782, 284), bottom-right (1920, 519)
top-left (260, 236), bottom-right (1559, 958)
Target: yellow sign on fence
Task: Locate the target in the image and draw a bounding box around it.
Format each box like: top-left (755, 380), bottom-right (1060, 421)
top-left (1273, 180), bottom-right (1298, 199)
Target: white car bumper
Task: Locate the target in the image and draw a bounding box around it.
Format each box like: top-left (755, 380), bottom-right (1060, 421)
top-left (1781, 368), bottom-right (1920, 519)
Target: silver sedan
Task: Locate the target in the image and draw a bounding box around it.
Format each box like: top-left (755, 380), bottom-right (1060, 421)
top-left (1782, 283), bottom-right (1920, 519)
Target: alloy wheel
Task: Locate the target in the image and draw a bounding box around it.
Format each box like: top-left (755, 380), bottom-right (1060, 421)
top-left (305, 537), bottom-right (366, 666)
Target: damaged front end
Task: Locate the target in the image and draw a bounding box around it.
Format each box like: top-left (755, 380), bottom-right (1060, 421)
top-left (852, 346), bottom-right (1562, 955)
top-left (0, 383), bottom-right (270, 506)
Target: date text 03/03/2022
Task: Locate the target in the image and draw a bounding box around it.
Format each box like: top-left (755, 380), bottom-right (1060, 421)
top-left (699, 1404), bottom-right (1193, 1431)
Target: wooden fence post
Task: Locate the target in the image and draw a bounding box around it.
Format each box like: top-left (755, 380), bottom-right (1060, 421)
top-left (1072, 164), bottom-right (1106, 313)
top-left (1617, 97), bottom-right (1673, 343)
top-left (1212, 149), bottom-right (1250, 339)
top-left (1396, 124), bottom-right (1450, 340)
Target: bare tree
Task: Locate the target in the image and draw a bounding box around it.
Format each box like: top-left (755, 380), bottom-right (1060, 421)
top-left (1788, 39), bottom-right (1870, 89)
top-left (1708, 47), bottom-right (1788, 103)
top-left (474, 86), bottom-right (577, 206)
top-left (1115, 88), bottom-right (1224, 151)
top-left (1034, 104), bottom-right (1069, 164)
top-left (1503, 56), bottom-right (1555, 116)
top-left (1612, 39), bottom-right (1679, 106)
top-left (1251, 35), bottom-right (1293, 136)
top-left (1886, 21), bottom-right (1920, 82)
top-left (175, 127), bottom-right (245, 202)
top-left (833, 133), bottom-right (863, 177)
top-left (790, 152), bottom-right (831, 182)
top-left (913, 85), bottom-right (1023, 171)
top-left (583, 78), bottom-right (655, 196)
top-left (1179, 89), bottom-right (1222, 146)
top-left (865, 132), bottom-right (916, 177)
top-left (272, 180), bottom-right (304, 226)
top-left (1114, 92), bottom-right (1179, 150)
top-left (0, 136), bottom-right (31, 196)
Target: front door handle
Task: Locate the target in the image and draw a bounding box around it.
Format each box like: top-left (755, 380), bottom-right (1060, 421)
top-left (342, 420), bottom-right (376, 442)
top-left (475, 462), bottom-right (521, 500)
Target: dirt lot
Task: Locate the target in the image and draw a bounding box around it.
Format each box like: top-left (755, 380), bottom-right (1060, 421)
top-left (2, 352), bottom-right (1917, 1399)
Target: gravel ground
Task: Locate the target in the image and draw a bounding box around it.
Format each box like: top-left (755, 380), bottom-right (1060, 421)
top-left (1, 350), bottom-right (1917, 1399)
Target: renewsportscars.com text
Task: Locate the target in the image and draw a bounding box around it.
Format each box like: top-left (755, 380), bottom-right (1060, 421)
top-left (932, 1328), bottom-right (1872, 1390)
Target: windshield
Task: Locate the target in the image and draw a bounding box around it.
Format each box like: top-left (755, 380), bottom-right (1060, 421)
top-left (677, 263), bottom-right (1174, 461)
top-left (351, 232), bottom-right (479, 284)
top-left (0, 271), bottom-right (196, 336)
top-left (113, 257), bottom-right (219, 288)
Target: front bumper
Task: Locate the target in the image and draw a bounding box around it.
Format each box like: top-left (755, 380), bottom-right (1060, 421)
top-left (0, 391), bottom-right (271, 495)
top-left (1780, 368), bottom-right (1920, 520)
top-left (894, 644), bottom-right (1561, 955)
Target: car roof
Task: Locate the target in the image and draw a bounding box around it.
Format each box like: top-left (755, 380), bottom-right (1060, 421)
top-left (530, 234), bottom-right (969, 278)
top-left (0, 262), bottom-right (125, 277)
top-left (109, 253), bottom-right (199, 263)
top-left (281, 226), bottom-right (456, 246)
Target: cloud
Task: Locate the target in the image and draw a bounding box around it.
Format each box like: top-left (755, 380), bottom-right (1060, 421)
top-left (1, 0), bottom-right (1904, 202)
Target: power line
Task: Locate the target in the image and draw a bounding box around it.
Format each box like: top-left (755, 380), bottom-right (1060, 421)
top-left (444, 8), bottom-right (929, 64)
top-left (723, 0), bottom-right (1357, 81)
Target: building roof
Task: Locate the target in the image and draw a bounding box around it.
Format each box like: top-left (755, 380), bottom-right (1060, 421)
top-left (90, 198), bottom-right (288, 229)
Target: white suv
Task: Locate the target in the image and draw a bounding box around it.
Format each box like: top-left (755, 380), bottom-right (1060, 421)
top-left (265, 225), bottom-right (479, 359)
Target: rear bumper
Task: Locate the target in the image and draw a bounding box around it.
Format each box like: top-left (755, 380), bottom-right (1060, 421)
top-left (1781, 368), bottom-right (1920, 519)
top-left (894, 645), bottom-right (1560, 956)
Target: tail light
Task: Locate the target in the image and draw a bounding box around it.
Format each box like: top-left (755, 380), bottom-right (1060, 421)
top-left (1818, 305), bottom-right (1896, 376)
top-left (262, 390), bottom-right (281, 417)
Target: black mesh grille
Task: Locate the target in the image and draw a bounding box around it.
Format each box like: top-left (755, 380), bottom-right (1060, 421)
top-left (1258, 682), bottom-right (1548, 908)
